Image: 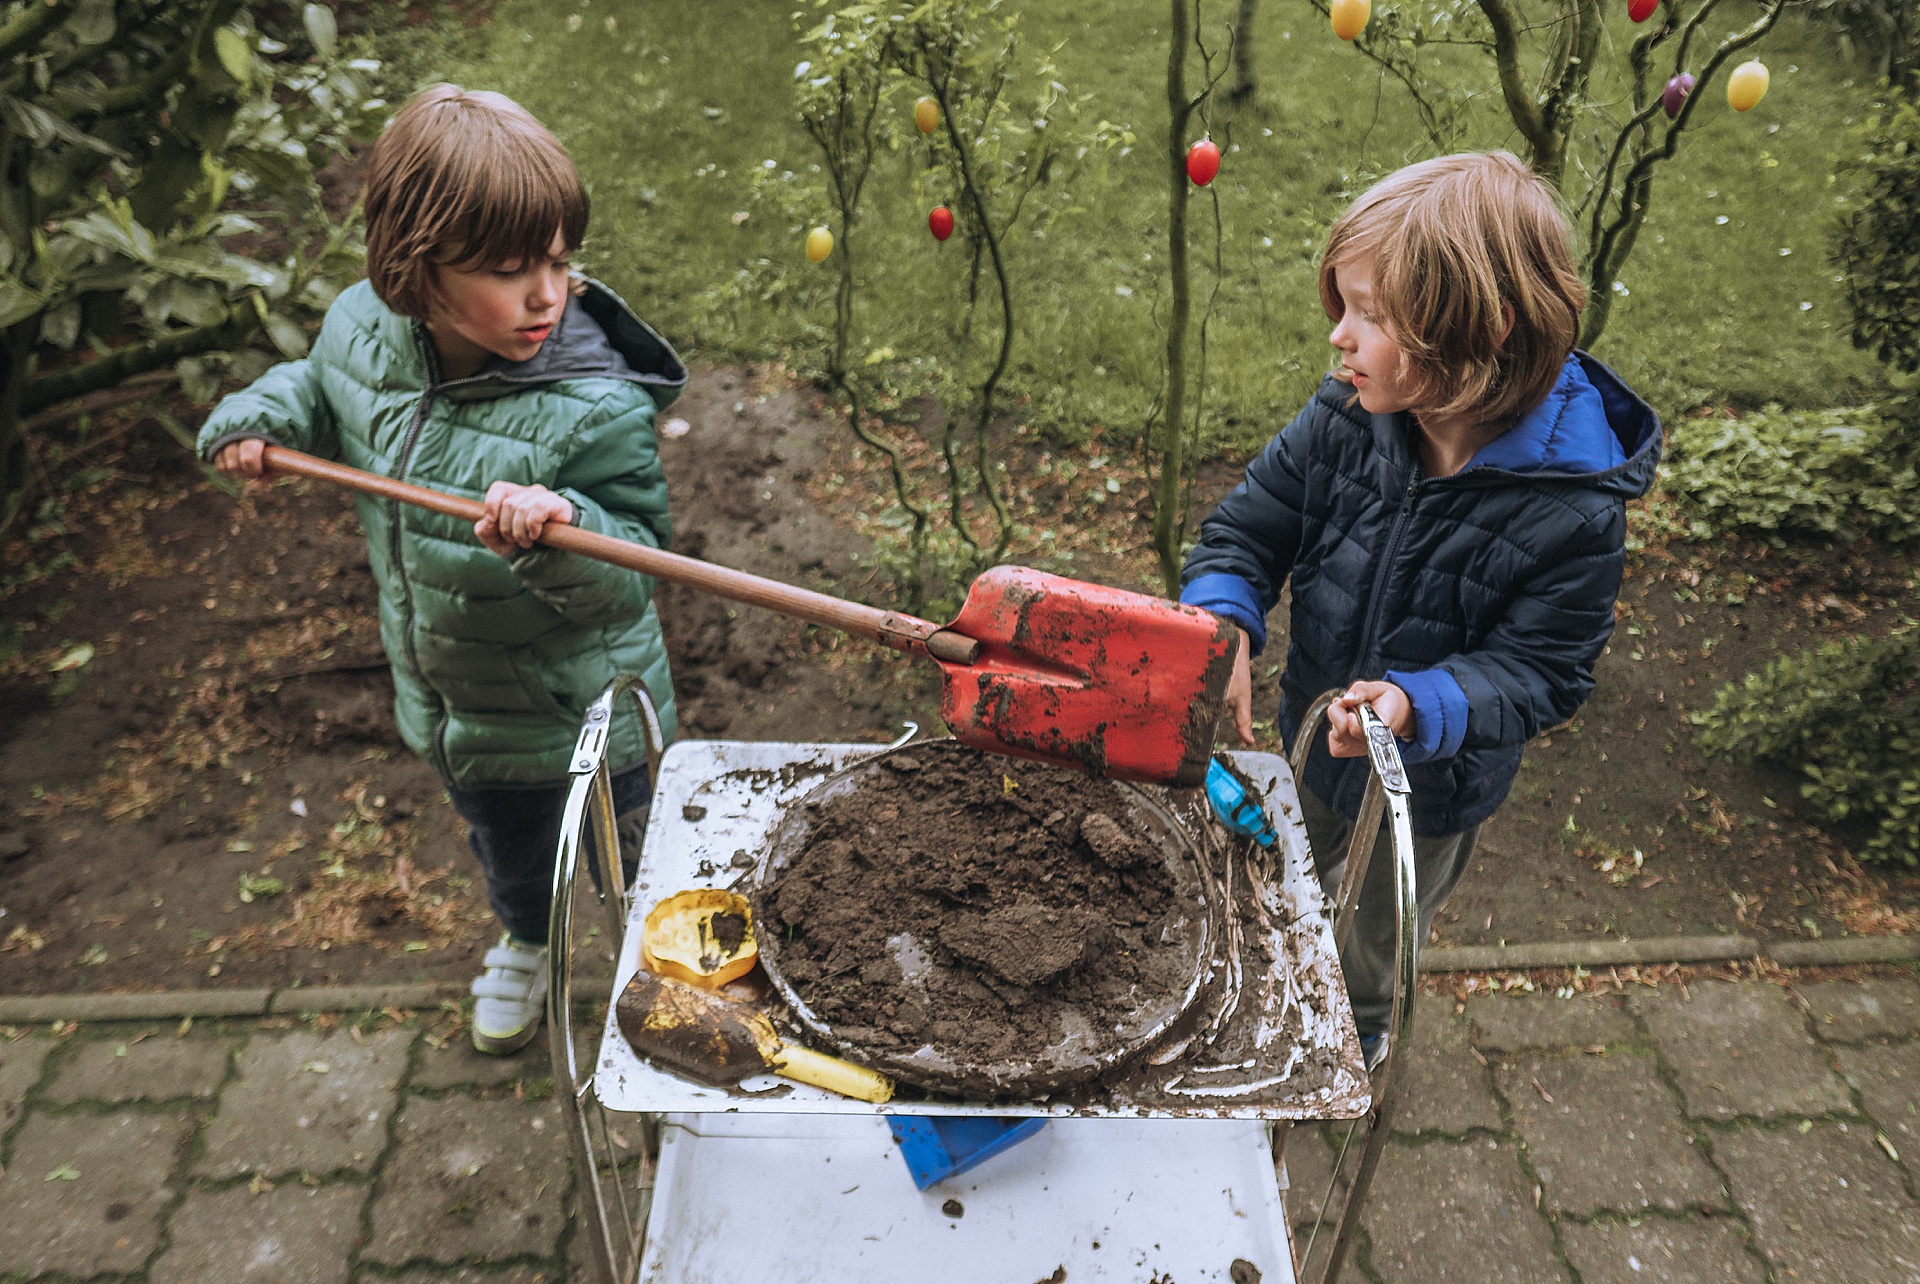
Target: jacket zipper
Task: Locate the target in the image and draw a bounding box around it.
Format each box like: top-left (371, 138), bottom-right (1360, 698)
top-left (392, 330), bottom-right (452, 780)
top-left (1349, 462), bottom-right (1423, 682)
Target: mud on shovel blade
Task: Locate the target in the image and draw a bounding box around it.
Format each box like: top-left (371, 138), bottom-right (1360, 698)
top-left (257, 448), bottom-right (1236, 787)
top-left (938, 566), bottom-right (1238, 787)
top-left (615, 969), bottom-right (894, 1104)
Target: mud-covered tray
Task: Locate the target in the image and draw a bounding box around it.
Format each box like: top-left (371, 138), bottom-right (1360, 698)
top-left (593, 740), bottom-right (1371, 1120)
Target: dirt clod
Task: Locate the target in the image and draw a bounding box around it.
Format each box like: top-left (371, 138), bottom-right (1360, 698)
top-left (1079, 812), bottom-right (1152, 870)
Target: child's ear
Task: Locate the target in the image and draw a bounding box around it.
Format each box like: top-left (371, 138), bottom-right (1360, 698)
top-left (569, 273), bottom-right (587, 297)
top-left (1496, 303), bottom-right (1515, 349)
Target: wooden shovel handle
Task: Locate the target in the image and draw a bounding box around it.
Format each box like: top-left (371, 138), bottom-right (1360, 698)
top-left (261, 446), bottom-right (979, 664)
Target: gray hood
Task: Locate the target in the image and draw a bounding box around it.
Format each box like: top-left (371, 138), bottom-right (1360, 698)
top-left (437, 277), bottom-right (689, 410)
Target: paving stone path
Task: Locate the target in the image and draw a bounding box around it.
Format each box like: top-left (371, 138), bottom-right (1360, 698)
top-left (0, 974), bottom-right (1914, 1282)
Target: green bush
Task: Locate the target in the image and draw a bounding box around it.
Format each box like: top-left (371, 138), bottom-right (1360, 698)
top-left (1661, 404), bottom-right (1920, 542)
top-left (1836, 94), bottom-right (1920, 373)
top-left (1693, 628), bottom-right (1920, 866)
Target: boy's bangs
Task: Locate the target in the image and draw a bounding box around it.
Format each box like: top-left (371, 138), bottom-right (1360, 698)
top-left (440, 150), bottom-right (588, 272)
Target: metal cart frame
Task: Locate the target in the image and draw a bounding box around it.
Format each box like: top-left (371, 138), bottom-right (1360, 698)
top-left (546, 677), bottom-right (1418, 1284)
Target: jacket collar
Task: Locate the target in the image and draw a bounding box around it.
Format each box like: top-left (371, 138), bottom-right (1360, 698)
top-left (1362, 351), bottom-right (1661, 499)
top-left (427, 277), bottom-right (689, 409)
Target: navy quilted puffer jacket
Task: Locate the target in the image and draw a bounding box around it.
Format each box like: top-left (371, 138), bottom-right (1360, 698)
top-left (1180, 352), bottom-right (1661, 835)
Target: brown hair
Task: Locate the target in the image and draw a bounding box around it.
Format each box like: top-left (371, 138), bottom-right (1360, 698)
top-left (363, 84), bottom-right (588, 319)
top-left (1317, 152), bottom-right (1586, 430)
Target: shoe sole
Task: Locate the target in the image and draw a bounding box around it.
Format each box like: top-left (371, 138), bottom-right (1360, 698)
top-left (472, 1009), bottom-right (546, 1056)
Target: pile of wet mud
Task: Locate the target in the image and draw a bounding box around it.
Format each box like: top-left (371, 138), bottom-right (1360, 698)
top-left (759, 743), bottom-right (1203, 1075)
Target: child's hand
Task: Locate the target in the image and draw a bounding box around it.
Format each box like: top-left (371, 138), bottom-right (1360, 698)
top-left (476, 481), bottom-right (573, 556)
top-left (213, 439), bottom-right (273, 481)
top-left (1224, 627), bottom-right (1254, 747)
top-left (1327, 681), bottom-right (1413, 758)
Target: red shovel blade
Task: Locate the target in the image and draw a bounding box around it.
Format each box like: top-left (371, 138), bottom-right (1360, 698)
top-left (936, 566), bottom-right (1239, 788)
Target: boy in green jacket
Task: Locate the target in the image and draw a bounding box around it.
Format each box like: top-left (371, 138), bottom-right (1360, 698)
top-left (200, 85), bottom-right (685, 1053)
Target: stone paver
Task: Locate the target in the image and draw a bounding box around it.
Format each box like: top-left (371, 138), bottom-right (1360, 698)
top-left (1717, 1121), bottom-right (1920, 1282)
top-left (1634, 982), bottom-right (1852, 1119)
top-left (1469, 991), bottom-right (1640, 1054)
top-left (1362, 1137), bottom-right (1570, 1281)
top-left (1836, 1041), bottom-right (1920, 1152)
top-left (1496, 1050), bottom-right (1722, 1215)
top-left (363, 1093), bottom-right (569, 1265)
top-left (0, 1109), bottom-right (194, 1278)
top-left (0, 1033), bottom-right (52, 1131)
top-left (411, 1033), bottom-right (548, 1091)
top-left (45, 1032), bottom-right (236, 1102)
top-left (196, 1027), bottom-right (411, 1178)
top-left (151, 1182), bottom-right (366, 1284)
top-left (1558, 1215), bottom-right (1766, 1283)
top-left (1396, 996), bottom-right (1503, 1134)
top-left (1804, 978), bottom-right (1920, 1042)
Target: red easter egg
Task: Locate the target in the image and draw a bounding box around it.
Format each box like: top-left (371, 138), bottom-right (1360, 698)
top-left (929, 205), bottom-right (955, 242)
top-left (1186, 137), bottom-right (1221, 186)
top-left (1628, 0), bottom-right (1658, 21)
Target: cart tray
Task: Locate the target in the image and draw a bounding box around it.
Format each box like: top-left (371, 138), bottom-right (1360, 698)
top-left (595, 742), bottom-right (1369, 1120)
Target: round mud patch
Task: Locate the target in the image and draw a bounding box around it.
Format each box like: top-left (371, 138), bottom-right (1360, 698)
top-left (753, 740), bottom-right (1210, 1096)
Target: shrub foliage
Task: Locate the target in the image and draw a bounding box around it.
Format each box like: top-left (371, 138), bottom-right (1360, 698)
top-left (1694, 628), bottom-right (1920, 866)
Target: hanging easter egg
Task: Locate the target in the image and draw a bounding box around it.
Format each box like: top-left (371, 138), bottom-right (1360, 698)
top-left (806, 226), bottom-right (834, 263)
top-left (1727, 60), bottom-right (1769, 112)
top-left (1661, 72), bottom-right (1694, 119)
top-left (928, 205), bottom-right (955, 241)
top-left (1628, 0), bottom-right (1658, 23)
top-left (914, 96), bottom-right (940, 134)
top-left (1186, 137), bottom-right (1221, 186)
top-left (1330, 0), bottom-right (1370, 41)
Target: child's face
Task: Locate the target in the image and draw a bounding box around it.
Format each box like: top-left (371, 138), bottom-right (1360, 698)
top-left (1327, 254), bottom-right (1419, 417)
top-left (427, 230), bottom-right (571, 372)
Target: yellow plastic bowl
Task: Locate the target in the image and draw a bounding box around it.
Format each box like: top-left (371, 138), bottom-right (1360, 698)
top-left (641, 889), bottom-right (758, 989)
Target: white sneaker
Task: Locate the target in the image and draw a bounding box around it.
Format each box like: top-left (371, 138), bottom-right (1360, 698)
top-left (470, 934), bottom-right (549, 1055)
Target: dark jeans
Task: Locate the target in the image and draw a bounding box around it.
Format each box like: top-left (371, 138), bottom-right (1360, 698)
top-left (1298, 787), bottom-right (1479, 1039)
top-left (446, 765), bottom-right (651, 946)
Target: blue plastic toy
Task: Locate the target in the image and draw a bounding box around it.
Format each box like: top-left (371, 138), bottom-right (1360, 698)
top-left (887, 1116), bottom-right (1048, 1189)
top-left (1205, 758), bottom-right (1276, 848)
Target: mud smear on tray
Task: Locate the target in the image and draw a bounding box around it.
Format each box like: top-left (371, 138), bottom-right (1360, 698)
top-left (761, 743), bottom-right (1198, 1075)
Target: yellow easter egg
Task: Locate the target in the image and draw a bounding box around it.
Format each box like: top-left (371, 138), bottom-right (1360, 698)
top-left (806, 226), bottom-right (834, 263)
top-left (1331, 0), bottom-right (1371, 41)
top-left (1727, 60), bottom-right (1769, 112)
top-left (914, 95), bottom-right (940, 134)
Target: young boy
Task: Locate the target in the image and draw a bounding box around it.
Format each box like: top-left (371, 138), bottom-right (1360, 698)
top-left (200, 85), bottom-right (687, 1054)
top-left (1180, 152), bottom-right (1661, 1065)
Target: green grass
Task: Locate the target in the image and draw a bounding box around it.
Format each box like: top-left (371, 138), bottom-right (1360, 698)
top-left (453, 1), bottom-right (1888, 455)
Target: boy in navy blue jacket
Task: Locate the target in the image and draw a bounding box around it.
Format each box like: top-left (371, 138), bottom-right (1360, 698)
top-left (1180, 153), bottom-right (1661, 1063)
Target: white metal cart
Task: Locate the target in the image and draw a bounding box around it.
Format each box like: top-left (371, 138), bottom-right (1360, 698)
top-left (548, 678), bottom-right (1418, 1284)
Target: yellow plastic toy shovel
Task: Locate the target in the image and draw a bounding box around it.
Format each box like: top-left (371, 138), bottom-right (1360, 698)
top-left (615, 969), bottom-right (895, 1104)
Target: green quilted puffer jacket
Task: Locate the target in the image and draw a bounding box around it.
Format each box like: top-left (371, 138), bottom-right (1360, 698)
top-left (199, 277), bottom-right (686, 788)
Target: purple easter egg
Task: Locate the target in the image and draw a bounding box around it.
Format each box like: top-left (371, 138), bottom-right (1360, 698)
top-left (1663, 73), bottom-right (1695, 119)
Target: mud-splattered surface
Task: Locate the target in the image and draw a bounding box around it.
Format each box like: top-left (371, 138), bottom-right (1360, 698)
top-left (758, 742), bottom-right (1206, 1088)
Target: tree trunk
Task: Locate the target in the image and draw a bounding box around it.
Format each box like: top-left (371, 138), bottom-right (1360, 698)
top-left (1228, 0), bottom-right (1258, 104)
top-left (1155, 0), bottom-right (1194, 595)
top-left (0, 323), bottom-right (30, 532)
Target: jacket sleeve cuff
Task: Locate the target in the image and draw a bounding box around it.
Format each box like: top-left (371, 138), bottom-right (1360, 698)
top-left (198, 429), bottom-right (280, 464)
top-left (1386, 667), bottom-right (1469, 764)
top-left (1179, 573), bottom-right (1268, 654)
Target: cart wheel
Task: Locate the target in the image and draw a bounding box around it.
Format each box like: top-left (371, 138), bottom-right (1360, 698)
top-left (549, 678), bottom-right (667, 1284)
top-left (1278, 689), bottom-right (1420, 1284)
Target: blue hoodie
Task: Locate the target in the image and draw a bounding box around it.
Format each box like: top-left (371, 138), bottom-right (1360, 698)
top-left (1180, 352), bottom-right (1662, 835)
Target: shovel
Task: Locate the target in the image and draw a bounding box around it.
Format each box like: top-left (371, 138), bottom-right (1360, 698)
top-left (615, 968), bottom-right (895, 1103)
top-left (260, 446), bottom-right (1238, 786)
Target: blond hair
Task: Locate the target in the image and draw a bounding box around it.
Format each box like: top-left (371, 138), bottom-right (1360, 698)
top-left (363, 85), bottom-right (588, 319)
top-left (1318, 152), bottom-right (1586, 430)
